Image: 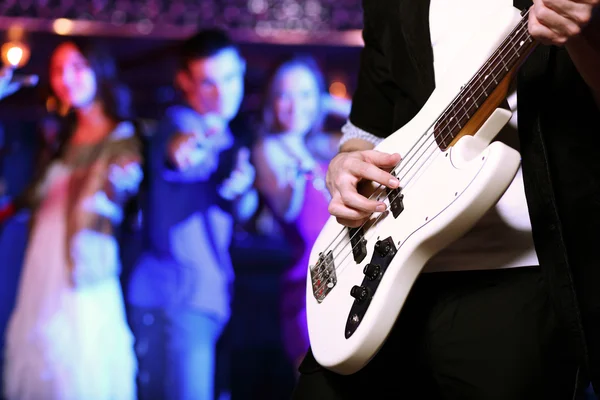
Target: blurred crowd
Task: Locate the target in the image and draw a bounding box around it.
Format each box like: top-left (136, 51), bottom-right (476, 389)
top-left (0, 28), bottom-right (350, 400)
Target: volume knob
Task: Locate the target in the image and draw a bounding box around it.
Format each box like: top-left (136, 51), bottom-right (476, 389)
top-left (350, 285), bottom-right (369, 303)
top-left (374, 240), bottom-right (392, 257)
top-left (363, 263), bottom-right (381, 281)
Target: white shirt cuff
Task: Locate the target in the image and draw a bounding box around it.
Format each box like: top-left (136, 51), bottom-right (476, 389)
top-left (339, 121), bottom-right (384, 150)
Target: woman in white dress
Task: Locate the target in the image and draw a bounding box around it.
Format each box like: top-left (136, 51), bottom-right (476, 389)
top-left (3, 41), bottom-right (141, 400)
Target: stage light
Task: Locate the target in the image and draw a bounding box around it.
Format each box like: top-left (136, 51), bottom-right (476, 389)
top-left (53, 18), bottom-right (74, 36)
top-left (329, 81), bottom-right (347, 99)
top-left (6, 47), bottom-right (22, 66)
top-left (1, 41), bottom-right (30, 68)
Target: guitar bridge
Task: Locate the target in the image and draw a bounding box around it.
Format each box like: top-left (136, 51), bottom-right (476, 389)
top-left (310, 250), bottom-right (337, 303)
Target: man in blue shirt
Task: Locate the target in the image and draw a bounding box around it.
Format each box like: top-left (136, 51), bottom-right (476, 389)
top-left (127, 29), bottom-right (256, 400)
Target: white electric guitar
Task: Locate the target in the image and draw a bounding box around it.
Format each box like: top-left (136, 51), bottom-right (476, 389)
top-left (306, 6), bottom-right (539, 375)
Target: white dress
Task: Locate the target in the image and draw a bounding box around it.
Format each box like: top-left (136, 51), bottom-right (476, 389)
top-left (3, 162), bottom-right (137, 400)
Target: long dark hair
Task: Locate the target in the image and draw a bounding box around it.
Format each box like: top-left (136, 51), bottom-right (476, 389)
top-left (48, 39), bottom-right (133, 159)
top-left (260, 55), bottom-right (326, 138)
top-left (15, 40), bottom-right (134, 211)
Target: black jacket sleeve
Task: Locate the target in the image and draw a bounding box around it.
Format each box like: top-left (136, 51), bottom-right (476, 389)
top-left (348, 5), bottom-right (398, 139)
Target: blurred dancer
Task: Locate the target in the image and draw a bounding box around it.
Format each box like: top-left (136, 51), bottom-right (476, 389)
top-left (128, 29), bottom-right (255, 400)
top-left (3, 41), bottom-right (141, 400)
top-left (252, 56), bottom-right (350, 370)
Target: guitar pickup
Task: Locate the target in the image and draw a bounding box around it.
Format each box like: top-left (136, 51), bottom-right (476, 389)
top-left (387, 172), bottom-right (404, 219)
top-left (348, 227), bottom-right (367, 264)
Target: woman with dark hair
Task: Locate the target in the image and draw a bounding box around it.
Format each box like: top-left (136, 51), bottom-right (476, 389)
top-left (251, 56), bottom-right (351, 371)
top-left (3, 41), bottom-right (141, 400)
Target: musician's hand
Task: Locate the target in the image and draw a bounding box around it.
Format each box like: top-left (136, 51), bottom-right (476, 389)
top-left (528, 0), bottom-right (599, 46)
top-left (326, 150), bottom-right (401, 228)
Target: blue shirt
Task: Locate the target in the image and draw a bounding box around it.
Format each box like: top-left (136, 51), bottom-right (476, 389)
top-left (127, 105), bottom-right (241, 323)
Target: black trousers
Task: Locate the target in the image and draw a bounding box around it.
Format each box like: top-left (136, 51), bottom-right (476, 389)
top-left (293, 267), bottom-right (580, 400)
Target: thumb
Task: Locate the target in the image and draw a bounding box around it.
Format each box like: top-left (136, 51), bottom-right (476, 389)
top-left (362, 150), bottom-right (401, 168)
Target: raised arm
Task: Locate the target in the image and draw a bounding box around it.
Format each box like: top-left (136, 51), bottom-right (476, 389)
top-left (252, 137), bottom-right (299, 221)
top-left (154, 106), bottom-right (222, 183)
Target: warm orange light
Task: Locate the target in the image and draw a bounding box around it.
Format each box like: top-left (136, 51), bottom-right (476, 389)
top-left (6, 46), bottom-right (23, 67)
top-left (1, 41), bottom-right (30, 68)
top-left (329, 81), bottom-right (347, 99)
top-left (53, 18), bottom-right (74, 36)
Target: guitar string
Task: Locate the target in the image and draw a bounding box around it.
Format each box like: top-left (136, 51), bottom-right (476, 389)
top-left (311, 14), bottom-right (533, 282)
top-left (314, 22), bottom-right (535, 290)
top-left (310, 17), bottom-right (534, 291)
top-left (312, 25), bottom-right (535, 292)
top-left (314, 10), bottom-right (532, 266)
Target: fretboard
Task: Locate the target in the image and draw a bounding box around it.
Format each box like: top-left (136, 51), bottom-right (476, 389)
top-left (436, 9), bottom-right (537, 149)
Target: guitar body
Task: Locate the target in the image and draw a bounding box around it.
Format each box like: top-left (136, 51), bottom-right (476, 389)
top-left (306, 6), bottom-right (526, 375)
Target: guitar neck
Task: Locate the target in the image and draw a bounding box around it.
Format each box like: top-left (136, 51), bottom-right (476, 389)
top-left (436, 9), bottom-right (538, 149)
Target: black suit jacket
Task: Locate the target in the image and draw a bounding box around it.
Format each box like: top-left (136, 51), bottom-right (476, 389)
top-left (351, 0), bottom-right (600, 392)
